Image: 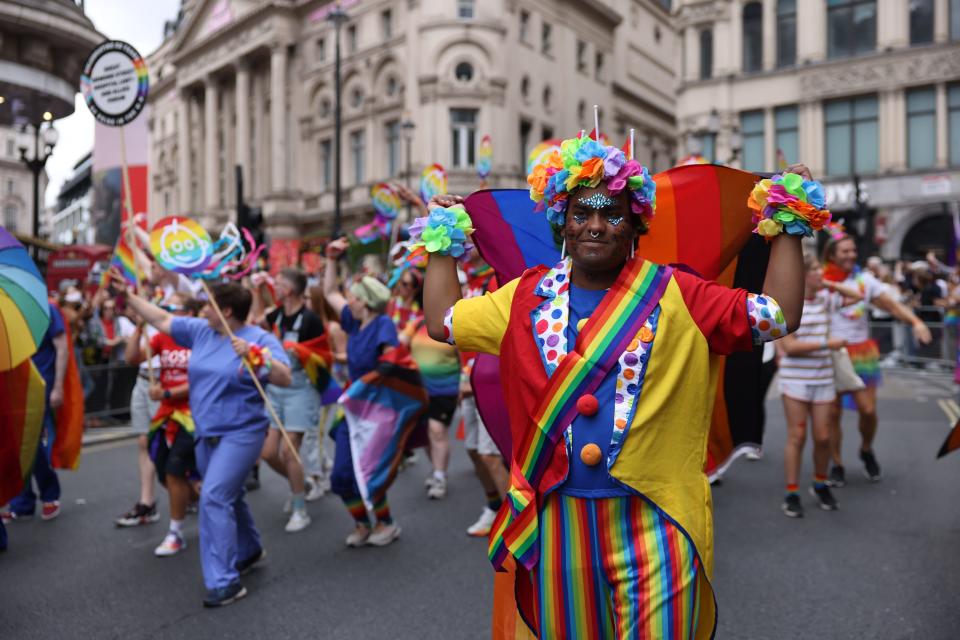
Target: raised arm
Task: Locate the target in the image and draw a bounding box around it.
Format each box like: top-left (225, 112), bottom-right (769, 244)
top-left (323, 239), bottom-right (350, 316)
top-left (124, 323), bottom-right (147, 365)
top-left (424, 255), bottom-right (462, 342)
top-left (124, 288), bottom-right (174, 335)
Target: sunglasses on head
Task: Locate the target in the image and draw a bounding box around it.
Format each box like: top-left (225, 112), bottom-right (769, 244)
top-left (161, 304), bottom-right (185, 312)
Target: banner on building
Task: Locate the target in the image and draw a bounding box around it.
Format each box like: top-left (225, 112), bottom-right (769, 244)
top-left (90, 117), bottom-right (149, 247)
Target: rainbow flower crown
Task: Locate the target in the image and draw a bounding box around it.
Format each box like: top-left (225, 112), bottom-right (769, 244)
top-left (527, 135), bottom-right (656, 230)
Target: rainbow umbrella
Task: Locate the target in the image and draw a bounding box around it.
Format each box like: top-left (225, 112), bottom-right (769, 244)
top-left (0, 227), bottom-right (50, 371)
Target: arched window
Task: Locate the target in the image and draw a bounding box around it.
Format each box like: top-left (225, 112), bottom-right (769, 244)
top-left (698, 29), bottom-right (713, 80)
top-left (520, 75), bottom-right (530, 99)
top-left (385, 76), bottom-right (399, 97)
top-left (776, 0), bottom-right (796, 67)
top-left (543, 86), bottom-right (552, 111)
top-left (350, 87), bottom-right (364, 109)
top-left (742, 2), bottom-right (763, 72)
top-left (455, 62), bottom-right (474, 82)
top-left (320, 98), bottom-right (331, 118)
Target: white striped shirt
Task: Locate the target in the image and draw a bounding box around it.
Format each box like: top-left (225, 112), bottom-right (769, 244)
top-left (778, 290), bottom-right (838, 384)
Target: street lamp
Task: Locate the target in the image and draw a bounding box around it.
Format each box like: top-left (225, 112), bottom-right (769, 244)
top-left (328, 2), bottom-right (349, 239)
top-left (726, 128), bottom-right (743, 165)
top-left (18, 123), bottom-right (58, 244)
top-left (402, 117), bottom-right (415, 223)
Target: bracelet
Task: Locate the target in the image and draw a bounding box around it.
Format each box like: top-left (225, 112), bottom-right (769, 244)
top-left (243, 344), bottom-right (274, 377)
top-left (748, 173), bottom-right (831, 239)
top-left (409, 204), bottom-right (474, 258)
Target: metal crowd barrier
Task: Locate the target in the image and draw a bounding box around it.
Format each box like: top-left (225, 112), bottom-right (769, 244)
top-left (80, 362), bottom-right (140, 420)
top-left (868, 306), bottom-right (955, 371)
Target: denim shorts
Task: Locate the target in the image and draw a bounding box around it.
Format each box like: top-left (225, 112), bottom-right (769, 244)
top-left (266, 370), bottom-right (320, 433)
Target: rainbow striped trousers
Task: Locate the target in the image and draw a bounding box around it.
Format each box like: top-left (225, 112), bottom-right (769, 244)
top-left (536, 493), bottom-right (701, 639)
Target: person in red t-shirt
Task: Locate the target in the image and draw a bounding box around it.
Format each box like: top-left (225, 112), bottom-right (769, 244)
top-left (125, 292), bottom-right (202, 557)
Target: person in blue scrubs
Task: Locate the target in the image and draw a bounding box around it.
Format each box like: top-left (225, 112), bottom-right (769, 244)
top-left (125, 282), bottom-right (291, 607)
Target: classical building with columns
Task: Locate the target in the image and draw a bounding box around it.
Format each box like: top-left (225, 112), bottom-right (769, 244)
top-left (675, 0), bottom-right (960, 260)
top-left (146, 0), bottom-right (677, 242)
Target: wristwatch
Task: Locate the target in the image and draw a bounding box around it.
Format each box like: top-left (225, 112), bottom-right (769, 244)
top-left (163, 389), bottom-right (172, 400)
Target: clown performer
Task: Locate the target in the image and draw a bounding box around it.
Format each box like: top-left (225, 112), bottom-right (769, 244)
top-left (124, 282), bottom-right (291, 607)
top-left (421, 131), bottom-right (812, 638)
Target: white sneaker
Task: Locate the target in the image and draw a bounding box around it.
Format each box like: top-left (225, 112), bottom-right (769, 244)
top-left (284, 510), bottom-right (311, 533)
top-left (154, 531), bottom-right (186, 557)
top-left (282, 497), bottom-right (293, 515)
top-left (305, 475), bottom-right (328, 502)
top-left (345, 526), bottom-right (371, 547)
top-left (424, 475), bottom-right (437, 489)
top-left (466, 507), bottom-right (498, 537)
top-left (427, 477), bottom-right (447, 500)
top-left (367, 522), bottom-right (401, 546)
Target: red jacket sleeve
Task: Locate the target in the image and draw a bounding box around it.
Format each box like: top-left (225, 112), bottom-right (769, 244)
top-left (673, 270), bottom-right (753, 355)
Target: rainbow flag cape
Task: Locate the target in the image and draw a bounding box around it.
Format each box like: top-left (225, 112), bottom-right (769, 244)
top-left (0, 359), bottom-right (46, 505)
top-left (338, 347), bottom-right (427, 507)
top-left (284, 335), bottom-right (337, 401)
top-left (937, 419), bottom-right (960, 459)
top-left (49, 302), bottom-right (85, 471)
top-left (464, 164), bottom-right (767, 481)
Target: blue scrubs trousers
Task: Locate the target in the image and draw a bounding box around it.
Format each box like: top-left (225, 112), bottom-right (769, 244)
top-left (195, 429), bottom-right (266, 590)
top-left (9, 408), bottom-right (60, 515)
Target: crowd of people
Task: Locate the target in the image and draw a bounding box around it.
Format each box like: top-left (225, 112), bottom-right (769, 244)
top-left (0, 139), bottom-right (950, 636)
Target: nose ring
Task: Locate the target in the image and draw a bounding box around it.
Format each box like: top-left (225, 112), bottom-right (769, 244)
top-left (589, 230), bottom-right (600, 239)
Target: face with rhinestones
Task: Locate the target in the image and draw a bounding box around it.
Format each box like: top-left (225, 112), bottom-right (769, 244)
top-left (563, 184), bottom-right (637, 273)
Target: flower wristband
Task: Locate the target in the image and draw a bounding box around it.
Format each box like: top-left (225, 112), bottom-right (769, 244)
top-left (409, 204), bottom-right (475, 258)
top-left (748, 173), bottom-right (831, 239)
top-left (242, 344), bottom-right (273, 378)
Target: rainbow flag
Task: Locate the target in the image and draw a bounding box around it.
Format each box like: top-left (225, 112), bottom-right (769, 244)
top-left (464, 164), bottom-right (767, 480)
top-left (937, 419), bottom-right (960, 459)
top-left (100, 235), bottom-right (138, 287)
top-left (49, 302), bottom-right (84, 471)
top-left (284, 335), bottom-right (339, 403)
top-left (0, 359), bottom-right (46, 505)
top-left (338, 347), bottom-right (427, 507)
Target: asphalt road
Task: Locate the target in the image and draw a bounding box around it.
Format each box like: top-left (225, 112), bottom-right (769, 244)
top-left (2, 368), bottom-right (959, 639)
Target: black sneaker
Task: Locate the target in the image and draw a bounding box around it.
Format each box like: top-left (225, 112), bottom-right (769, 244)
top-left (859, 450), bottom-right (882, 482)
top-left (809, 485), bottom-right (839, 511)
top-left (245, 465), bottom-right (260, 492)
top-left (827, 465), bottom-right (846, 488)
top-left (203, 582), bottom-right (247, 608)
top-left (236, 547), bottom-right (267, 576)
top-left (115, 502), bottom-right (159, 527)
top-left (781, 494), bottom-right (803, 518)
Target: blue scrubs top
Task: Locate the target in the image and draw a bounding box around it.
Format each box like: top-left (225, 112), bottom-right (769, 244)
top-left (340, 307), bottom-right (399, 381)
top-left (171, 317), bottom-right (289, 437)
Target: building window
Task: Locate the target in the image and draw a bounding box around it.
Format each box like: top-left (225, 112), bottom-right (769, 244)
top-left (952, 0), bottom-right (960, 40)
top-left (827, 0), bottom-right (876, 59)
top-left (385, 120), bottom-right (401, 177)
top-left (347, 24), bottom-right (357, 53)
top-left (543, 86), bottom-right (553, 111)
top-left (774, 105), bottom-right (799, 167)
top-left (320, 98), bottom-right (332, 119)
top-left (910, 0), bottom-right (934, 45)
top-left (320, 139), bottom-right (332, 190)
top-left (350, 87), bottom-right (364, 109)
top-left (907, 86), bottom-right (937, 169)
top-left (824, 95), bottom-right (879, 176)
top-left (350, 130), bottom-right (365, 185)
top-left (742, 2), bottom-right (763, 73)
top-left (578, 101), bottom-right (587, 125)
top-left (386, 76), bottom-right (399, 97)
top-left (457, 0), bottom-right (474, 20)
top-left (3, 205), bottom-right (16, 231)
top-left (542, 126), bottom-right (554, 141)
top-left (699, 29), bottom-right (713, 80)
top-left (595, 52), bottom-right (605, 81)
top-left (519, 10), bottom-right (530, 43)
top-left (520, 119), bottom-right (533, 171)
top-left (542, 22), bottom-right (553, 56)
top-left (577, 40), bottom-right (587, 73)
top-left (5, 138), bottom-right (13, 157)
top-left (6, 179), bottom-right (13, 195)
top-left (451, 108), bottom-right (477, 169)
top-left (455, 62), bottom-right (474, 82)
top-left (521, 75), bottom-right (530, 100)
top-left (381, 9), bottom-right (392, 39)
top-left (776, 0), bottom-right (796, 68)
top-left (317, 38), bottom-right (326, 62)
top-left (697, 132), bottom-right (716, 163)
top-left (949, 84), bottom-right (960, 165)
top-left (740, 110), bottom-right (765, 171)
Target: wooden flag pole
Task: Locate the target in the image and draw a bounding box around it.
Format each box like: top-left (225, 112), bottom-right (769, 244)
top-left (119, 125), bottom-right (156, 387)
top-left (198, 279), bottom-right (302, 465)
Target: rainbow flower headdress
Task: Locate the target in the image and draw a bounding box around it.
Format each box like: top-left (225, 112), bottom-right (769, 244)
top-left (527, 134), bottom-right (656, 232)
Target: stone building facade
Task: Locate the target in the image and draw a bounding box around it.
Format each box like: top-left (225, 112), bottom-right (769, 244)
top-left (146, 0), bottom-right (677, 240)
top-left (675, 0), bottom-right (960, 260)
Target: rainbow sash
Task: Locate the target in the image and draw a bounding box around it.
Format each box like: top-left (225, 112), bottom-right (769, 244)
top-left (489, 257), bottom-right (673, 570)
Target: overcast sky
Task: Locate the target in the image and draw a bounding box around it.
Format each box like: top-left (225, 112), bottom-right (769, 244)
top-left (43, 0), bottom-right (182, 206)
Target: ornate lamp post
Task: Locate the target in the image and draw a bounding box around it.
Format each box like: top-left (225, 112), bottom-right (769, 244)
top-left (402, 117), bottom-right (416, 222)
top-left (18, 119), bottom-right (58, 244)
top-left (328, 3), bottom-right (349, 238)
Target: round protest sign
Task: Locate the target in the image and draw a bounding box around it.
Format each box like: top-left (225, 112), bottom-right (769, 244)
top-left (80, 40), bottom-right (149, 127)
top-left (150, 216), bottom-right (213, 275)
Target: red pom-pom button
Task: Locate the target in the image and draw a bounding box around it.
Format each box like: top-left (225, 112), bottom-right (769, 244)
top-left (576, 394), bottom-right (599, 417)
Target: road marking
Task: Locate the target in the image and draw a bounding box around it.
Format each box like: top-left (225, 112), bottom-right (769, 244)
top-left (937, 399), bottom-right (960, 424)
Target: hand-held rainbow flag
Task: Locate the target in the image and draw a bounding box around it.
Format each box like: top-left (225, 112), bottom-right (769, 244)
top-left (937, 419), bottom-right (960, 459)
top-left (478, 135), bottom-right (493, 183)
top-left (419, 163), bottom-right (447, 205)
top-left (50, 302), bottom-right (84, 470)
top-left (284, 335), bottom-right (339, 403)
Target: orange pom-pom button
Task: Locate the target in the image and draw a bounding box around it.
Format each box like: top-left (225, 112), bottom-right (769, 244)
top-left (580, 443), bottom-right (602, 466)
top-left (638, 326), bottom-right (654, 343)
top-left (576, 394), bottom-right (599, 416)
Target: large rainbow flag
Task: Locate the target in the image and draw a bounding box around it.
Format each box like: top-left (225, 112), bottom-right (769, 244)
top-left (338, 347), bottom-right (427, 507)
top-left (0, 359), bottom-right (46, 505)
top-left (49, 302), bottom-right (85, 471)
top-left (465, 164), bottom-right (768, 480)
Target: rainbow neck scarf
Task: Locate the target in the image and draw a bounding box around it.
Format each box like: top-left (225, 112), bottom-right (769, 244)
top-left (489, 256), bottom-right (673, 571)
top-left (822, 262), bottom-right (851, 283)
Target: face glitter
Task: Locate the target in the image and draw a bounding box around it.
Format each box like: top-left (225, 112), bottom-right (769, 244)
top-left (577, 193), bottom-right (617, 210)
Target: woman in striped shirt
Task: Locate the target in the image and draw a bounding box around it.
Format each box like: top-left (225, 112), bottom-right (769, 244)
top-left (777, 255), bottom-right (862, 518)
